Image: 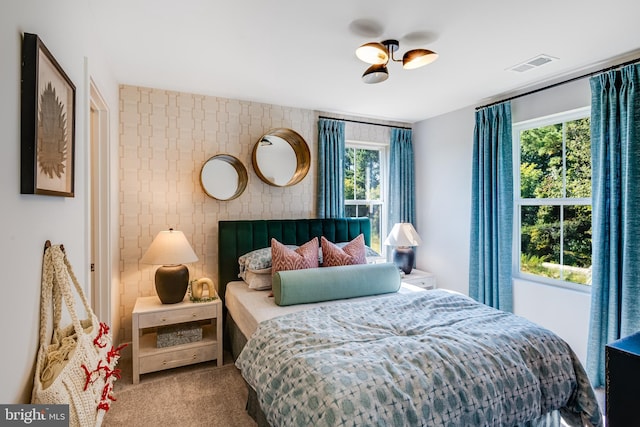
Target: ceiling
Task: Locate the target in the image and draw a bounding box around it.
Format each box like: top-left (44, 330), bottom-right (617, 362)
top-left (87, 0), bottom-right (640, 123)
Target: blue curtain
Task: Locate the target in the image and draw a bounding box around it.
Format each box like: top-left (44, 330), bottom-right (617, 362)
top-left (317, 119), bottom-right (346, 218)
top-left (469, 102), bottom-right (513, 312)
top-left (587, 63), bottom-right (640, 388)
top-left (388, 128), bottom-right (416, 228)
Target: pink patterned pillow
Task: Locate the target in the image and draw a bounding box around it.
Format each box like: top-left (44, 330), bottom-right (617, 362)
top-left (271, 237), bottom-right (319, 275)
top-left (321, 234), bottom-right (367, 267)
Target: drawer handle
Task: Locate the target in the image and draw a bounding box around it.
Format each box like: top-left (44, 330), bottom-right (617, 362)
top-left (192, 313), bottom-right (197, 318)
top-left (162, 354), bottom-right (199, 366)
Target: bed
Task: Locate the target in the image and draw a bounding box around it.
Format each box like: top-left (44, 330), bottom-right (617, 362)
top-left (218, 218), bottom-right (602, 427)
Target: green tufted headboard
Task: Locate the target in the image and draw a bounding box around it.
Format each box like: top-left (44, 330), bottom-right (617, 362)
top-left (217, 218), bottom-right (371, 302)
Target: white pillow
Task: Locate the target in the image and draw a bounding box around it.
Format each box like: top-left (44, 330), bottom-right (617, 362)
top-left (245, 268), bottom-right (272, 290)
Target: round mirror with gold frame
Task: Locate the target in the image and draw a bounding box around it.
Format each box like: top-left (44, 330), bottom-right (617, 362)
top-left (200, 154), bottom-right (248, 200)
top-left (252, 128), bottom-right (310, 187)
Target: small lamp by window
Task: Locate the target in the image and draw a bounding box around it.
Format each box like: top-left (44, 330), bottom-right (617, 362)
top-left (141, 229), bottom-right (198, 304)
top-left (384, 223), bottom-right (422, 275)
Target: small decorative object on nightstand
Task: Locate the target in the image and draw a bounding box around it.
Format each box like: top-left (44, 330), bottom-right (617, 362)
top-left (384, 222), bottom-right (423, 274)
top-left (132, 295), bottom-right (223, 384)
top-left (401, 269), bottom-right (436, 290)
top-left (190, 277), bottom-right (216, 302)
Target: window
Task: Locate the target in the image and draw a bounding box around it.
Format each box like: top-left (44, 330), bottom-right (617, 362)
top-left (513, 107), bottom-right (592, 289)
top-left (344, 141), bottom-right (387, 254)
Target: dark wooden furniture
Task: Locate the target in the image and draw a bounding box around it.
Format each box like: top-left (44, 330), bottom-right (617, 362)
top-left (606, 331), bottom-right (640, 426)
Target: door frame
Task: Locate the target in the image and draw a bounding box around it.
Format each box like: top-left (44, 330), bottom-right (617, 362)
top-left (88, 74), bottom-right (111, 323)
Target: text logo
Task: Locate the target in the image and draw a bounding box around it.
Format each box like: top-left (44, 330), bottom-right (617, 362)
top-left (0, 405), bottom-right (68, 426)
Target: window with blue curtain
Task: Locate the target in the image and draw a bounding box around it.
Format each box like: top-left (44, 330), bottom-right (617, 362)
top-left (317, 119), bottom-right (345, 218)
top-left (469, 101), bottom-right (514, 312)
top-left (586, 63), bottom-right (640, 388)
top-left (388, 128), bottom-right (416, 228)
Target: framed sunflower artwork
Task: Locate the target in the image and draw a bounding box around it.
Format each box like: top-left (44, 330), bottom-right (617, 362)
top-left (21, 32), bottom-right (76, 197)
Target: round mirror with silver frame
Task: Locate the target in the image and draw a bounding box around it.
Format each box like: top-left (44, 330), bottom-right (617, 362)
top-left (252, 128), bottom-right (311, 187)
top-left (200, 154), bottom-right (248, 200)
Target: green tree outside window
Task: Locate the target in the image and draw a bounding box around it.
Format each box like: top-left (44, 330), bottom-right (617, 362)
top-left (518, 116), bottom-right (592, 285)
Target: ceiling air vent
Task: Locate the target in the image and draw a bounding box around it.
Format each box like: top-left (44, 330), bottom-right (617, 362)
top-left (507, 54), bottom-right (558, 73)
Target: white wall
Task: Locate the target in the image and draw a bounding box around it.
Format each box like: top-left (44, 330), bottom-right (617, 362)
top-left (414, 106), bottom-right (474, 295)
top-left (1, 2), bottom-right (119, 403)
top-left (513, 279), bottom-right (592, 363)
top-left (413, 78), bottom-right (593, 363)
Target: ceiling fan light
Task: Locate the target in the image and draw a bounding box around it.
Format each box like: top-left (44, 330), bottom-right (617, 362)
top-left (356, 42), bottom-right (389, 64)
top-left (362, 64), bottom-right (389, 84)
top-left (402, 49), bottom-right (438, 69)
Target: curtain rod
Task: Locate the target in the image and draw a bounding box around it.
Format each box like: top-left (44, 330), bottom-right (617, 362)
top-left (476, 56), bottom-right (640, 111)
top-left (318, 115), bottom-right (412, 130)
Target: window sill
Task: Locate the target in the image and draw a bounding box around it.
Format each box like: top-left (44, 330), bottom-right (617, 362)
top-left (514, 272), bottom-right (592, 294)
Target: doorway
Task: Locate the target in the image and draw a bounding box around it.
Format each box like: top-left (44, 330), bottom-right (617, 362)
top-left (89, 80), bottom-right (111, 322)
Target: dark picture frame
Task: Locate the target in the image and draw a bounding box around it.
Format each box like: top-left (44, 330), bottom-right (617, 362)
top-left (21, 32), bottom-right (76, 197)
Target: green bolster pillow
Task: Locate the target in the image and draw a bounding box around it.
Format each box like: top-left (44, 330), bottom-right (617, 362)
top-left (272, 263), bottom-right (401, 306)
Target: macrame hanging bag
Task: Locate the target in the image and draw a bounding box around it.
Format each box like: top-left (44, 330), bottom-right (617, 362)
top-left (32, 243), bottom-right (125, 427)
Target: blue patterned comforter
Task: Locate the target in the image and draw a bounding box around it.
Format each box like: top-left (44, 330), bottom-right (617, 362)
top-left (236, 290), bottom-right (602, 427)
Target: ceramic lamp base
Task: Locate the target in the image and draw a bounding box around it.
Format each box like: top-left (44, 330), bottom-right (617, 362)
top-left (155, 264), bottom-right (189, 304)
top-left (392, 247), bottom-right (415, 275)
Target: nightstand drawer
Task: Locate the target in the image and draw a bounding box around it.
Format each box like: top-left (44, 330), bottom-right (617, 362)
top-left (139, 343), bottom-right (217, 374)
top-left (401, 270), bottom-right (436, 290)
top-left (403, 277), bottom-right (435, 289)
top-left (138, 304), bottom-right (217, 328)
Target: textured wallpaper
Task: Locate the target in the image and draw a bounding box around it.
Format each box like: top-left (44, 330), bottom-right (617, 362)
top-left (118, 84), bottom-right (406, 341)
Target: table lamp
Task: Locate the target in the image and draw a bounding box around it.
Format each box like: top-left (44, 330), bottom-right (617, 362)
top-left (141, 228), bottom-right (199, 304)
top-left (384, 222), bottom-right (422, 274)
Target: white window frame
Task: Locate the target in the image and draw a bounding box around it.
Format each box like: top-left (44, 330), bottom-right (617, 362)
top-left (512, 106), bottom-right (592, 292)
top-left (345, 140), bottom-right (388, 256)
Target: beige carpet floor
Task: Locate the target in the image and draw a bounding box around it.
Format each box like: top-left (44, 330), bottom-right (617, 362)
top-left (102, 354), bottom-right (606, 426)
top-left (103, 354), bottom-right (257, 427)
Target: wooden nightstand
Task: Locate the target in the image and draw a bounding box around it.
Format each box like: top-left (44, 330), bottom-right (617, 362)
top-left (132, 295), bottom-right (223, 384)
top-left (401, 269), bottom-right (436, 290)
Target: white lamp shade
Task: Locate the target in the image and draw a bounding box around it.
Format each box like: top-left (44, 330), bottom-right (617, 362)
top-left (140, 229), bottom-right (198, 266)
top-left (383, 223), bottom-right (422, 247)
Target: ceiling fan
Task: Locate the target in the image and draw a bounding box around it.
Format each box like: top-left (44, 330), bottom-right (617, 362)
top-left (355, 39), bottom-right (438, 84)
